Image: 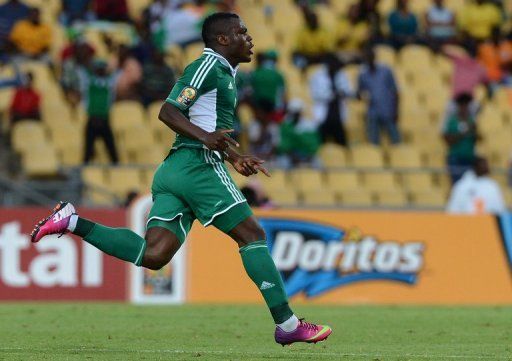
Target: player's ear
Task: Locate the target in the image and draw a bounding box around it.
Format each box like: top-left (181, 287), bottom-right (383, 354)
top-left (217, 34), bottom-right (229, 46)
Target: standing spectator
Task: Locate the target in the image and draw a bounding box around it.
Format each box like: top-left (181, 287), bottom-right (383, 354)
top-left (93, 0), bottom-right (130, 22)
top-left (249, 51), bottom-right (286, 123)
top-left (163, 3), bottom-right (203, 48)
top-left (335, 4), bottom-right (370, 58)
top-left (276, 98), bottom-right (321, 168)
top-left (292, 10), bottom-right (334, 72)
top-left (477, 27), bottom-right (512, 87)
top-left (0, 0), bottom-right (30, 57)
top-left (111, 45), bottom-right (142, 101)
top-left (9, 72), bottom-right (41, 124)
top-left (60, 0), bottom-right (94, 26)
top-left (442, 93), bottom-right (478, 184)
top-left (83, 60), bottom-right (119, 164)
top-left (9, 7), bottom-right (52, 60)
top-left (424, 0), bottom-right (456, 51)
top-left (309, 53), bottom-right (352, 146)
top-left (60, 40), bottom-right (94, 110)
top-left (354, 0), bottom-right (382, 42)
top-left (139, 50), bottom-right (176, 107)
top-left (387, 0), bottom-right (419, 50)
top-left (442, 44), bottom-right (488, 98)
top-left (447, 156), bottom-right (506, 214)
top-left (459, 0), bottom-right (502, 44)
top-left (357, 47), bottom-right (401, 145)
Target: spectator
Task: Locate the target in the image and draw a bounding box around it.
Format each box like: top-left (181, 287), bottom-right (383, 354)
top-left (459, 0), bottom-right (502, 44)
top-left (478, 27), bottom-right (512, 88)
top-left (442, 93), bottom-right (478, 184)
top-left (442, 44), bottom-right (488, 98)
top-left (249, 51), bottom-right (286, 124)
top-left (387, 0), bottom-right (419, 50)
top-left (241, 182), bottom-right (273, 208)
top-left (424, 0), bottom-right (456, 51)
top-left (139, 50), bottom-right (176, 107)
top-left (93, 0), bottom-right (130, 22)
top-left (9, 72), bottom-right (41, 124)
top-left (309, 53), bottom-right (353, 146)
top-left (357, 47), bottom-right (401, 145)
top-left (353, 0), bottom-right (382, 41)
top-left (0, 0), bottom-right (30, 57)
top-left (0, 62), bottom-right (23, 89)
top-left (276, 98), bottom-right (321, 168)
top-left (447, 156), bottom-right (506, 214)
top-left (292, 10), bottom-right (334, 72)
top-left (111, 44), bottom-right (142, 101)
top-left (83, 60), bottom-right (119, 164)
top-left (163, 3), bottom-right (203, 48)
top-left (9, 7), bottom-right (52, 59)
top-left (60, 29), bottom-right (95, 63)
top-left (60, 0), bottom-right (94, 26)
top-left (61, 40), bottom-right (94, 110)
top-left (335, 4), bottom-right (370, 58)
top-left (247, 114), bottom-right (279, 161)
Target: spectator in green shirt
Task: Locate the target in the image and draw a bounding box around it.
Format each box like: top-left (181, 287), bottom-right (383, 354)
top-left (139, 50), bottom-right (176, 107)
top-left (249, 50), bottom-right (286, 123)
top-left (443, 93), bottom-right (479, 183)
top-left (82, 59), bottom-right (119, 164)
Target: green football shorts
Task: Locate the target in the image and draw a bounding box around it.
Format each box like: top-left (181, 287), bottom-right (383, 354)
top-left (146, 147), bottom-right (253, 243)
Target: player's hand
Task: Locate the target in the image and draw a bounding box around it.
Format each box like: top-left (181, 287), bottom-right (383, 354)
top-left (231, 154), bottom-right (271, 177)
top-left (201, 129), bottom-right (239, 151)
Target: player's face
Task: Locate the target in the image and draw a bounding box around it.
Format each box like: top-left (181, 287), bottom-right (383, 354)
top-left (228, 19), bottom-right (253, 64)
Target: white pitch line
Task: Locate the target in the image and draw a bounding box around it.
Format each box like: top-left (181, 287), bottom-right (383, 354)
top-left (0, 347), bottom-right (510, 360)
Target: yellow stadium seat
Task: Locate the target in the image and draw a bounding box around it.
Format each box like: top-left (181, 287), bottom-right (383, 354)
top-left (257, 170), bottom-right (287, 192)
top-left (22, 144), bottom-right (59, 177)
top-left (400, 172), bottom-right (436, 191)
top-left (375, 189), bottom-right (408, 207)
top-left (82, 166), bottom-right (108, 188)
top-left (301, 190), bottom-right (337, 207)
top-left (81, 166), bottom-right (116, 205)
top-left (107, 167), bottom-right (144, 198)
top-left (375, 45), bottom-right (396, 67)
top-left (362, 171), bottom-right (399, 192)
top-left (122, 126), bottom-right (154, 151)
top-left (11, 120), bottom-right (48, 154)
top-left (325, 171), bottom-right (360, 192)
top-left (289, 169), bottom-right (324, 192)
top-left (388, 145), bottom-right (423, 169)
top-left (184, 42), bottom-right (205, 64)
top-left (318, 143), bottom-right (349, 168)
top-left (133, 144), bottom-right (168, 166)
top-left (111, 101), bottom-right (146, 134)
top-left (400, 45), bottom-right (433, 70)
top-left (268, 189), bottom-right (299, 206)
top-left (339, 190), bottom-right (374, 207)
top-left (350, 144), bottom-right (384, 168)
top-left (410, 189), bottom-right (446, 208)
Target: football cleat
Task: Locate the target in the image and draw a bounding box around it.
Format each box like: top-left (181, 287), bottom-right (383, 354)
top-left (30, 201), bottom-right (76, 243)
top-left (275, 319), bottom-right (332, 346)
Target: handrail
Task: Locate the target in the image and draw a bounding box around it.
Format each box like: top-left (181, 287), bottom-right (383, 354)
top-left (0, 174), bottom-right (57, 206)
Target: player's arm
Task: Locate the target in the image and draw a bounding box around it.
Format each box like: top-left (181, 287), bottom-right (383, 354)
top-left (224, 146), bottom-right (271, 177)
top-left (158, 102), bottom-right (238, 151)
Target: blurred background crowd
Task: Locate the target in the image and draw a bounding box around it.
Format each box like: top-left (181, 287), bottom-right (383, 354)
top-left (0, 0), bottom-right (511, 214)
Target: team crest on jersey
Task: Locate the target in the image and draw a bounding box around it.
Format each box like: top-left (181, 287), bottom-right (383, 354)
top-left (177, 86), bottom-right (197, 106)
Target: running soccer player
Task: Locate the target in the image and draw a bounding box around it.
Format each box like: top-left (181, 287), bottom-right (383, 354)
top-left (30, 12), bottom-right (332, 346)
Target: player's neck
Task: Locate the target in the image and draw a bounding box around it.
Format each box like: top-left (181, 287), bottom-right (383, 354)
top-left (208, 46), bottom-right (238, 67)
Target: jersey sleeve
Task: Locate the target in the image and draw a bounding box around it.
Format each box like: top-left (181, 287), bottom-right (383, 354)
top-left (166, 59), bottom-right (217, 111)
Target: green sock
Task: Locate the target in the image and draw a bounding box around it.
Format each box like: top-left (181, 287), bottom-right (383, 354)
top-left (239, 241), bottom-right (294, 324)
top-left (74, 217), bottom-right (146, 266)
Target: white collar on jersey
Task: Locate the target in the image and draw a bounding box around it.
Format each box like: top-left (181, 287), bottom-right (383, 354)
top-left (203, 47), bottom-right (239, 77)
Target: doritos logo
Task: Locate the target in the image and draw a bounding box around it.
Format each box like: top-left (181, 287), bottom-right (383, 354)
top-left (177, 86), bottom-right (197, 106)
top-left (260, 218), bottom-right (425, 298)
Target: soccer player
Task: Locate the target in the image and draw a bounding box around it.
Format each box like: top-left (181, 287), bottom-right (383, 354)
top-left (30, 12), bottom-right (332, 346)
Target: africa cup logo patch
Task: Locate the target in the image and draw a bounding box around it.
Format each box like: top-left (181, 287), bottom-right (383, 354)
top-left (177, 86), bottom-right (197, 106)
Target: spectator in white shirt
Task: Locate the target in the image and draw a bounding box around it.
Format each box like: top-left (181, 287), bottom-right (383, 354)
top-left (447, 156), bottom-right (506, 214)
top-left (309, 53), bottom-right (353, 146)
top-left (425, 0), bottom-right (456, 51)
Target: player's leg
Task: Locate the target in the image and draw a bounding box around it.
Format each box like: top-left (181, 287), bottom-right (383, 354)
top-left (225, 215), bottom-right (332, 346)
top-left (30, 201), bottom-right (186, 270)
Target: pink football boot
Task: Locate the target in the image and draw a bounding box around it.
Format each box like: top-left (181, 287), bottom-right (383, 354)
top-left (30, 201), bottom-right (76, 242)
top-left (275, 319), bottom-right (332, 346)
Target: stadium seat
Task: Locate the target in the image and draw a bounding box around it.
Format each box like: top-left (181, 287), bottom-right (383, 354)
top-left (289, 168), bottom-right (324, 192)
top-left (268, 189), bottom-right (299, 206)
top-left (107, 167), bottom-right (144, 198)
top-left (11, 120), bottom-right (49, 154)
top-left (375, 45), bottom-right (396, 67)
top-left (318, 143), bottom-right (349, 168)
top-left (362, 171), bottom-right (399, 192)
top-left (400, 172), bottom-right (436, 191)
top-left (301, 189), bottom-right (337, 207)
top-left (22, 144), bottom-right (59, 177)
top-left (133, 144), bottom-right (168, 166)
top-left (350, 144), bottom-right (385, 168)
top-left (257, 169), bottom-right (287, 192)
top-left (375, 189), bottom-right (408, 207)
top-left (410, 189), bottom-right (446, 208)
top-left (111, 101), bottom-right (146, 134)
top-left (388, 145), bottom-right (423, 169)
top-left (325, 171), bottom-right (360, 193)
top-left (339, 189), bottom-right (374, 207)
top-left (400, 45), bottom-right (433, 71)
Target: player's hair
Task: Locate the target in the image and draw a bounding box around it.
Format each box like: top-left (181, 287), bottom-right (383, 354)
top-left (202, 12), bottom-right (240, 47)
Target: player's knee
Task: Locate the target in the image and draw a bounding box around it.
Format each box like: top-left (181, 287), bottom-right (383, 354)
top-left (144, 253), bottom-right (171, 270)
top-left (231, 221), bottom-right (266, 246)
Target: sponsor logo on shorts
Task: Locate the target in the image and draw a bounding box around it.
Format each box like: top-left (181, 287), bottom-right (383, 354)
top-left (260, 218), bottom-right (425, 298)
top-left (176, 86), bottom-right (197, 106)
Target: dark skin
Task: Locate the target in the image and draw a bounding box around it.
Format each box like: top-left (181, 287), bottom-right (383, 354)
top-left (143, 17), bottom-right (269, 270)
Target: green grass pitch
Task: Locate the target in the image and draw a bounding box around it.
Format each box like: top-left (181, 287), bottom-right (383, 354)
top-left (0, 304), bottom-right (510, 360)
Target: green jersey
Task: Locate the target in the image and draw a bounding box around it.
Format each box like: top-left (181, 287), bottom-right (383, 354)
top-left (166, 48), bottom-right (238, 149)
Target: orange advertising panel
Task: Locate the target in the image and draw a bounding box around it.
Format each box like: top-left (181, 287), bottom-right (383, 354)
top-left (186, 210), bottom-right (512, 305)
